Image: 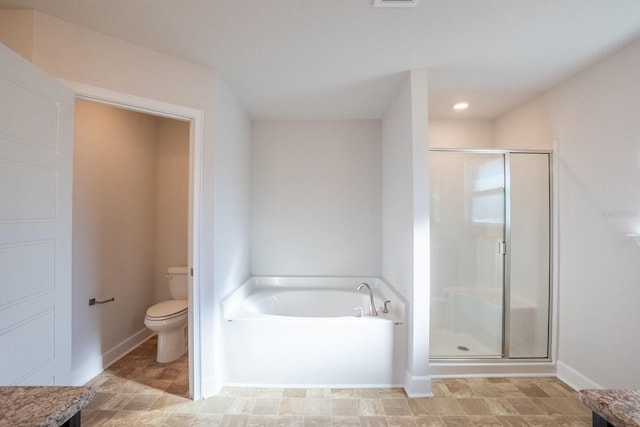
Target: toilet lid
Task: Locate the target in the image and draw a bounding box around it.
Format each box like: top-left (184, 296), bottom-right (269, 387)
top-left (146, 300), bottom-right (188, 319)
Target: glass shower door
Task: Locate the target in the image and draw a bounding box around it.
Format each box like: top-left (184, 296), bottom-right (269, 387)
top-left (429, 152), bottom-right (505, 358)
top-left (508, 153), bottom-right (550, 358)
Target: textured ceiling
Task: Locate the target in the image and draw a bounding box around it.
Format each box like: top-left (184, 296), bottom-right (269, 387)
top-left (2, 0), bottom-right (640, 119)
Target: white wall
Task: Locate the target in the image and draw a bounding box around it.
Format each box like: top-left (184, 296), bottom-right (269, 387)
top-left (211, 80), bottom-right (252, 391)
top-left (428, 119), bottom-right (494, 149)
top-left (0, 10), bottom-right (252, 395)
top-left (493, 96), bottom-right (554, 150)
top-left (0, 10), bottom-right (33, 60)
top-left (72, 99), bottom-right (157, 378)
top-left (155, 118), bottom-right (189, 303)
top-left (381, 71), bottom-right (430, 396)
top-left (494, 37), bottom-right (640, 388)
top-left (251, 120), bottom-right (381, 276)
top-left (382, 79), bottom-right (414, 299)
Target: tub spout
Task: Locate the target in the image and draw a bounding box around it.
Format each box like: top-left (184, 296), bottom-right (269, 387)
top-left (357, 282), bottom-right (377, 316)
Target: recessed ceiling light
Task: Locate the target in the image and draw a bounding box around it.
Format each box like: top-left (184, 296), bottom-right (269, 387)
top-left (453, 101), bottom-right (469, 110)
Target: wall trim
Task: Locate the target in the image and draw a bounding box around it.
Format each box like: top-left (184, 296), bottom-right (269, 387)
top-left (71, 328), bottom-right (153, 386)
top-left (404, 370), bottom-right (433, 398)
top-left (556, 361), bottom-right (602, 391)
top-left (202, 375), bottom-right (221, 398)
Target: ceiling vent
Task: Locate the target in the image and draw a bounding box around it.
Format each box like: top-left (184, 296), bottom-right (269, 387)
top-left (373, 0), bottom-right (419, 7)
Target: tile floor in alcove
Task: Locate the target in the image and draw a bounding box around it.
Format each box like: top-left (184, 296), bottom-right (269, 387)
top-left (82, 337), bottom-right (592, 426)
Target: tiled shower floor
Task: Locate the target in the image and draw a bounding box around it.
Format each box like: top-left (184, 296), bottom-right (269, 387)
top-left (82, 336), bottom-right (592, 426)
top-left (429, 330), bottom-right (497, 358)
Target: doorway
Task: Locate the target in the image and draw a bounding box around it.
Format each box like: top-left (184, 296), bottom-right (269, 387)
top-left (67, 82), bottom-right (203, 399)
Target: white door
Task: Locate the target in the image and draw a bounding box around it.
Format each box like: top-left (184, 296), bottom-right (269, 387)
top-left (0, 44), bottom-right (74, 385)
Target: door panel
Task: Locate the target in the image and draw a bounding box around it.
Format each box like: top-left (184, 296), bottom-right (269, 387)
top-left (0, 240), bottom-right (55, 306)
top-left (0, 44), bottom-right (73, 385)
top-left (429, 152), bottom-right (505, 358)
top-left (0, 160), bottom-right (57, 220)
top-left (0, 76), bottom-right (59, 150)
top-left (508, 153), bottom-right (550, 358)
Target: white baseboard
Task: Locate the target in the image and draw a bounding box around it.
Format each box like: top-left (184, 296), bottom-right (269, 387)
top-left (556, 361), bottom-right (602, 391)
top-left (71, 328), bottom-right (154, 386)
top-left (202, 375), bottom-right (222, 399)
top-left (404, 370), bottom-right (433, 397)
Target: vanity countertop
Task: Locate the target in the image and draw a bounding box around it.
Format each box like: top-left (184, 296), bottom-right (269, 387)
top-left (0, 386), bottom-right (95, 427)
top-left (578, 389), bottom-right (640, 426)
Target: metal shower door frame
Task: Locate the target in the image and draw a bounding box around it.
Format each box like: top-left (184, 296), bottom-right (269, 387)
top-left (428, 148), bottom-right (553, 363)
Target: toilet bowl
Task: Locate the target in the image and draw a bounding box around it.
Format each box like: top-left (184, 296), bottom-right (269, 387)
top-left (145, 267), bottom-right (189, 363)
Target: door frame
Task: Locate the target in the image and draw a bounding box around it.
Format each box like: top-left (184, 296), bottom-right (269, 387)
top-left (62, 80), bottom-right (204, 399)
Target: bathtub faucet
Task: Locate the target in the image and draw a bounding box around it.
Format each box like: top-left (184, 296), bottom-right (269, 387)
top-left (357, 283), bottom-right (378, 316)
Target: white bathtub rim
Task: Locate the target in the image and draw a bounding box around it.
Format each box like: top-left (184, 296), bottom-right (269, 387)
top-left (250, 275), bottom-right (386, 288)
top-left (234, 286), bottom-right (398, 320)
top-left (222, 275), bottom-right (408, 323)
top-left (226, 313), bottom-right (399, 322)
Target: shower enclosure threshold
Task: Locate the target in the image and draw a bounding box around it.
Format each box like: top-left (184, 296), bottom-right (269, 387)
top-left (429, 358), bottom-right (555, 378)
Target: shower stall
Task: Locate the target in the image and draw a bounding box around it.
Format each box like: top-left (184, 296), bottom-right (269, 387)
top-left (429, 150), bottom-right (551, 361)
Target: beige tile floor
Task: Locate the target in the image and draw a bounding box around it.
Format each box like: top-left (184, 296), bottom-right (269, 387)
top-left (82, 337), bottom-right (593, 426)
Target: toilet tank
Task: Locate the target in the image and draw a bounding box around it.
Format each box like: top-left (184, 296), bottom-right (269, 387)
top-left (167, 266), bottom-right (189, 300)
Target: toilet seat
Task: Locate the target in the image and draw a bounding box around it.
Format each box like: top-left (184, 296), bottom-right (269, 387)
top-left (146, 300), bottom-right (187, 320)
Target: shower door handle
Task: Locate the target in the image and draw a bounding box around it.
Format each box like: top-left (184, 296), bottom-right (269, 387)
top-left (498, 242), bottom-right (506, 255)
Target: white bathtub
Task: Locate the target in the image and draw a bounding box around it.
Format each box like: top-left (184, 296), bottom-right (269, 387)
top-left (222, 276), bottom-right (407, 388)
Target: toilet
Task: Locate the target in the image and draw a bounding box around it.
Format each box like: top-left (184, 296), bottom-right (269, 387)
top-left (144, 266), bottom-right (188, 363)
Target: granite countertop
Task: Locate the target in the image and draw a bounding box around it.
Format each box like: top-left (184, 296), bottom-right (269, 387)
top-left (578, 389), bottom-right (640, 426)
top-left (0, 386), bottom-right (95, 427)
